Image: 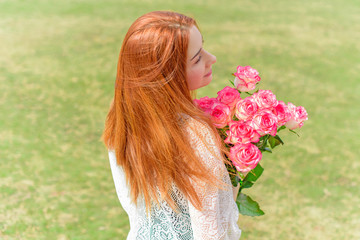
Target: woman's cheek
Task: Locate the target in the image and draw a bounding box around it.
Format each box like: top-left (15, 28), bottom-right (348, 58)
top-left (187, 66), bottom-right (203, 90)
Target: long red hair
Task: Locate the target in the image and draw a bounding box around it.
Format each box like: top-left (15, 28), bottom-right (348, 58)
top-left (102, 11), bottom-right (230, 211)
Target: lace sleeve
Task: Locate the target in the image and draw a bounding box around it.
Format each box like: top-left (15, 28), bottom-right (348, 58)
top-left (184, 118), bottom-right (241, 240)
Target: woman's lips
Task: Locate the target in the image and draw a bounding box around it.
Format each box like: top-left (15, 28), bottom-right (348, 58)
top-left (204, 70), bottom-right (212, 77)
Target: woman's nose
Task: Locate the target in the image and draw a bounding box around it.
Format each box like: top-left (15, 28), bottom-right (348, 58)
top-left (205, 51), bottom-right (216, 65)
top-left (210, 54), bottom-right (217, 65)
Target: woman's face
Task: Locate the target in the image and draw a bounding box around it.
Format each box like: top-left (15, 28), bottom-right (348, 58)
top-left (186, 26), bottom-right (217, 91)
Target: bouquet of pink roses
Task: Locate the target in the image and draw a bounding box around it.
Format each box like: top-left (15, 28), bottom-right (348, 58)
top-left (194, 66), bottom-right (308, 216)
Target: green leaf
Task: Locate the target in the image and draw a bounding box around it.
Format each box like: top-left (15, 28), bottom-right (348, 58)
top-left (268, 135), bottom-right (283, 149)
top-left (277, 125), bottom-right (286, 132)
top-left (229, 79), bottom-right (235, 86)
top-left (245, 164), bottom-right (264, 182)
top-left (241, 180), bottom-right (254, 189)
top-left (236, 193), bottom-right (265, 216)
top-left (274, 135), bottom-right (284, 145)
top-left (268, 136), bottom-right (275, 148)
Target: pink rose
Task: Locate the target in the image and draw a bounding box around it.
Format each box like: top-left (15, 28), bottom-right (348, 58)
top-left (272, 101), bottom-right (292, 126)
top-left (233, 66), bottom-right (261, 92)
top-left (225, 120), bottom-right (260, 145)
top-left (235, 97), bottom-right (259, 121)
top-left (193, 96), bottom-right (218, 114)
top-left (229, 143), bottom-right (262, 172)
top-left (285, 102), bottom-right (308, 130)
top-left (210, 102), bottom-right (231, 128)
top-left (217, 86), bottom-right (241, 111)
top-left (251, 110), bottom-right (278, 136)
top-left (252, 89), bottom-right (278, 110)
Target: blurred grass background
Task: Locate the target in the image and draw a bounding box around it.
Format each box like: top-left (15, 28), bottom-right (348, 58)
top-left (0, 0), bottom-right (359, 239)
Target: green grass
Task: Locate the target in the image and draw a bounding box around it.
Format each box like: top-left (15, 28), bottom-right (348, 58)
top-left (0, 0), bottom-right (359, 239)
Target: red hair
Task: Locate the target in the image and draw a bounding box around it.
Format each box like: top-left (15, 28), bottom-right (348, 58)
top-left (102, 11), bottom-right (230, 211)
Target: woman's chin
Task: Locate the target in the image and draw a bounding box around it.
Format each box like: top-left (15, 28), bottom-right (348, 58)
top-left (203, 76), bottom-right (213, 86)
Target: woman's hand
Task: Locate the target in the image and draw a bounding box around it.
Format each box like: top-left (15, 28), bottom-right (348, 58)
top-left (232, 184), bottom-right (240, 202)
top-left (232, 171), bottom-right (249, 202)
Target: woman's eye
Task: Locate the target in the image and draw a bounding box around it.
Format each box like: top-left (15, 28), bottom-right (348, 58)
top-left (195, 56), bottom-right (202, 64)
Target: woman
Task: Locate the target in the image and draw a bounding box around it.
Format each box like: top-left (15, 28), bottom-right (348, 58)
top-left (102, 11), bottom-right (241, 239)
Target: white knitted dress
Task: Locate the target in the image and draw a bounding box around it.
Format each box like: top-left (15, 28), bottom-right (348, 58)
top-left (108, 116), bottom-right (241, 240)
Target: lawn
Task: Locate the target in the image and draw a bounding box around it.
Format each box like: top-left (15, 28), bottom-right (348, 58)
top-left (0, 0), bottom-right (359, 239)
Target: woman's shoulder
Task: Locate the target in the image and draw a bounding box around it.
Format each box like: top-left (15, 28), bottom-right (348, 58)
top-left (178, 113), bottom-right (218, 149)
top-left (178, 113), bottom-right (211, 133)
